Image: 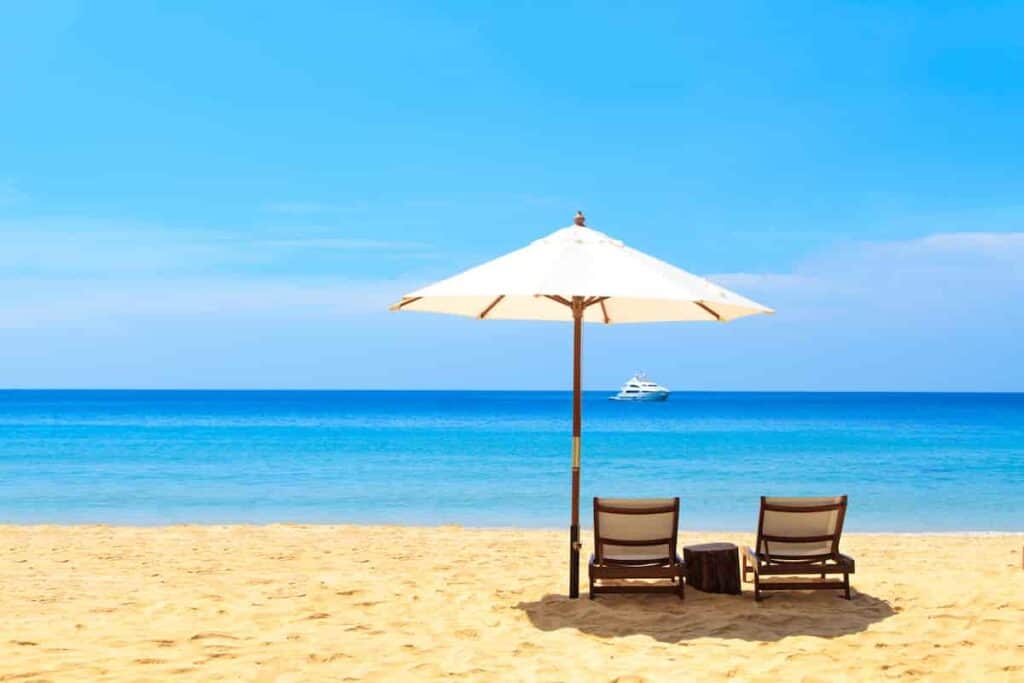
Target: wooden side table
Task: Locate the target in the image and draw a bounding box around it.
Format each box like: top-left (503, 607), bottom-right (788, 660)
top-left (683, 542), bottom-right (741, 594)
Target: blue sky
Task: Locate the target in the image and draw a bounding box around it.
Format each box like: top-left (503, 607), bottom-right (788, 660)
top-left (2, 1), bottom-right (1023, 390)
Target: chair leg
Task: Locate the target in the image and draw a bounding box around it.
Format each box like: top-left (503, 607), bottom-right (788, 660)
top-left (742, 555), bottom-right (749, 583)
top-left (843, 573), bottom-right (851, 600)
top-left (753, 574), bottom-right (761, 602)
top-left (678, 575), bottom-right (685, 600)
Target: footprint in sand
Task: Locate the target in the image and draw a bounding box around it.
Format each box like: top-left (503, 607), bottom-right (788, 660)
top-left (6, 671), bottom-right (48, 680)
top-left (190, 632), bottom-right (239, 641)
top-left (321, 653), bottom-right (352, 663)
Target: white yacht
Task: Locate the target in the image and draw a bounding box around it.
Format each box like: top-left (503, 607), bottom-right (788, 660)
top-left (610, 373), bottom-right (670, 401)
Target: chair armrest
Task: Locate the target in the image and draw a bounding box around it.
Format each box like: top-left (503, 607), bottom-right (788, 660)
top-left (742, 545), bottom-right (762, 571)
top-left (834, 552), bottom-right (855, 572)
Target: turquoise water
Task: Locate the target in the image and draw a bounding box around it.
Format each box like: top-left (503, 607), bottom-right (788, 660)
top-left (0, 390), bottom-right (1021, 530)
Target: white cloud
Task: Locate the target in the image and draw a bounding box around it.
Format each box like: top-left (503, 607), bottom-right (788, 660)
top-left (258, 237), bottom-right (432, 251)
top-left (0, 278), bottom-right (415, 329)
top-left (0, 215), bottom-right (435, 277)
top-left (2, 225), bottom-right (1022, 390)
top-left (263, 201), bottom-right (373, 214)
top-left (6, 226), bottom-right (1020, 328)
top-left (706, 272), bottom-right (818, 291)
top-left (709, 231), bottom-right (1024, 323)
top-left (813, 231), bottom-right (1024, 284)
top-left (911, 231), bottom-right (1024, 255)
top-left (0, 212), bottom-right (442, 330)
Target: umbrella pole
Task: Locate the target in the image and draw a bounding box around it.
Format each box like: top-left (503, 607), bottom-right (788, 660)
top-left (569, 296), bottom-right (583, 598)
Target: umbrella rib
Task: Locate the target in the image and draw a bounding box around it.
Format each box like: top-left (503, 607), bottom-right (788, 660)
top-left (695, 301), bottom-right (722, 321)
top-left (544, 295), bottom-right (572, 307)
top-left (393, 296), bottom-right (422, 311)
top-left (599, 298), bottom-right (611, 324)
top-left (478, 295), bottom-right (505, 319)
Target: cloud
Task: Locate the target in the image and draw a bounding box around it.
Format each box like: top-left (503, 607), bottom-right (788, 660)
top-left (0, 278), bottom-right (415, 329)
top-left (0, 211), bottom-right (438, 328)
top-left (810, 231), bottom-right (1024, 285)
top-left (2, 225), bottom-right (1022, 390)
top-left (709, 231), bottom-right (1024, 323)
top-left (263, 201), bottom-right (366, 214)
top-left (706, 272), bottom-right (818, 292)
top-left (1, 216), bottom-right (1019, 352)
top-left (0, 215), bottom-right (435, 277)
top-left (258, 237), bottom-right (432, 252)
top-left (916, 232), bottom-right (1024, 252)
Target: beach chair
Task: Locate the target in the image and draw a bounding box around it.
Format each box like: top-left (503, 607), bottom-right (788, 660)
top-left (741, 495), bottom-right (855, 601)
top-left (589, 497), bottom-right (685, 599)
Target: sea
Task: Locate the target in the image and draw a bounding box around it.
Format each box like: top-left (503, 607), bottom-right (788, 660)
top-left (0, 390), bottom-right (1021, 531)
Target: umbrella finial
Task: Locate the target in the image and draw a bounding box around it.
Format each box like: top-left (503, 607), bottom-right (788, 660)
top-left (574, 211), bottom-right (585, 226)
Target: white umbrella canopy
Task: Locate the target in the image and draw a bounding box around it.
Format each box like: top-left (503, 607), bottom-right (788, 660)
top-left (389, 212), bottom-right (772, 599)
top-left (390, 214), bottom-right (773, 322)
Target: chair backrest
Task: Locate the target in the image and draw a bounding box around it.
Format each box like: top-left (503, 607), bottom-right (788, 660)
top-left (756, 495), bottom-right (847, 563)
top-left (593, 497), bottom-right (679, 564)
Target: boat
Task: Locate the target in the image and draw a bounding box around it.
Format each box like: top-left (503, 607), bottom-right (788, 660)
top-left (610, 373), bottom-right (670, 401)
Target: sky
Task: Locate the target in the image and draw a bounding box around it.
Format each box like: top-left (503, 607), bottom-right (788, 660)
top-left (1, 1), bottom-right (1023, 390)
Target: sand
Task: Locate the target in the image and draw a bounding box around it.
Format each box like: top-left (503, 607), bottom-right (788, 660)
top-left (1, 526), bottom-right (1021, 682)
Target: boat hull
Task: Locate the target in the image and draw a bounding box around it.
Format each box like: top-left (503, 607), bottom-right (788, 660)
top-left (610, 391), bottom-right (669, 402)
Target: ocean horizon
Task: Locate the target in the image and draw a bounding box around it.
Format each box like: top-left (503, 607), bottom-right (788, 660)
top-left (2, 389), bottom-right (1021, 531)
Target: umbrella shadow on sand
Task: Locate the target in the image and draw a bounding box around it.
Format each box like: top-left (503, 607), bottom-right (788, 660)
top-left (515, 588), bottom-right (896, 643)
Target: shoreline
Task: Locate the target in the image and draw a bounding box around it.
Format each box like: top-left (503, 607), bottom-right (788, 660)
top-left (2, 522), bottom-right (1023, 536)
top-left (5, 388), bottom-right (1024, 393)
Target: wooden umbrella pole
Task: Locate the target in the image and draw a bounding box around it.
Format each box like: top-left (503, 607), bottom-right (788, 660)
top-left (569, 296), bottom-right (583, 598)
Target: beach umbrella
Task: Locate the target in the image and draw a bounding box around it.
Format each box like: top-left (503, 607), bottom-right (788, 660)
top-left (389, 212), bottom-right (773, 598)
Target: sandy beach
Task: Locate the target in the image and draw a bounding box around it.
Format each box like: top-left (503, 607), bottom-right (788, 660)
top-left (1, 526), bottom-right (1021, 682)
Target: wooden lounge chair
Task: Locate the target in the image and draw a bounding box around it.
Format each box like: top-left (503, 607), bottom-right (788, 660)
top-left (589, 497), bottom-right (685, 599)
top-left (742, 495), bottom-right (855, 601)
